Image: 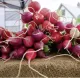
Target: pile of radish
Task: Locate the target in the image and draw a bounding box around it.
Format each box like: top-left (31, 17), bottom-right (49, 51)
top-left (0, 0), bottom-right (80, 61)
top-left (0, 0), bottom-right (80, 77)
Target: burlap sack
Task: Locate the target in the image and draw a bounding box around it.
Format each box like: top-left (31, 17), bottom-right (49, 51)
top-left (0, 55), bottom-right (80, 77)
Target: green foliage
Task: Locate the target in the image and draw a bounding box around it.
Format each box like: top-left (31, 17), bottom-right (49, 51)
top-left (76, 17), bottom-right (80, 24)
top-left (26, 23), bottom-right (28, 27)
top-left (43, 45), bottom-right (50, 53)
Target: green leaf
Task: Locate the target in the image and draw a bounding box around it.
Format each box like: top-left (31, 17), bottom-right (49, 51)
top-left (47, 40), bottom-right (53, 46)
top-left (43, 45), bottom-right (50, 53)
top-left (76, 18), bottom-right (80, 24)
top-left (26, 23), bottom-right (28, 27)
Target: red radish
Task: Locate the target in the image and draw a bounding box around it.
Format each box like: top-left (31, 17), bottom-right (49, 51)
top-left (8, 37), bottom-right (23, 47)
top-left (28, 1), bottom-right (41, 13)
top-left (28, 21), bottom-right (37, 27)
top-left (13, 46), bottom-right (21, 50)
top-left (17, 46), bottom-right (26, 57)
top-left (11, 50), bottom-right (18, 59)
top-left (2, 54), bottom-right (8, 60)
top-left (46, 12), bottom-right (59, 24)
top-left (57, 43), bottom-right (63, 50)
top-left (51, 32), bottom-right (62, 43)
top-left (49, 29), bottom-right (56, 35)
top-left (23, 36), bottom-right (34, 47)
top-left (32, 30), bottom-right (44, 41)
top-left (16, 28), bottom-right (27, 37)
top-left (10, 46), bottom-right (26, 59)
top-left (25, 49), bottom-right (37, 60)
top-left (42, 20), bottom-right (54, 31)
top-left (40, 8), bottom-right (50, 17)
top-left (34, 41), bottom-right (44, 50)
top-left (68, 46), bottom-right (73, 52)
top-left (76, 24), bottom-right (80, 31)
top-left (42, 35), bottom-right (49, 44)
top-left (2, 29), bottom-right (13, 39)
top-left (56, 21), bottom-right (65, 31)
top-left (1, 45), bottom-right (11, 54)
top-left (27, 22), bottom-right (36, 36)
top-left (63, 34), bottom-right (71, 40)
top-left (65, 23), bottom-right (74, 33)
top-left (21, 12), bottom-right (33, 23)
top-left (72, 45), bottom-right (80, 57)
top-left (0, 38), bottom-right (2, 42)
top-left (37, 50), bottom-right (46, 58)
top-left (33, 13), bottom-right (44, 24)
top-left (63, 40), bottom-right (72, 49)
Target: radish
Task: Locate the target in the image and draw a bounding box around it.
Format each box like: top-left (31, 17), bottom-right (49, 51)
top-left (37, 50), bottom-right (46, 58)
top-left (2, 29), bottom-right (13, 39)
top-left (63, 40), bottom-right (72, 49)
top-left (8, 37), bottom-right (23, 47)
top-left (2, 54), bottom-right (8, 60)
top-left (32, 30), bottom-right (44, 41)
top-left (21, 12), bottom-right (33, 23)
top-left (28, 1), bottom-right (41, 13)
top-left (42, 35), bottom-right (50, 44)
top-left (27, 23), bottom-right (36, 36)
top-left (49, 29), bottom-right (56, 35)
top-left (40, 8), bottom-right (50, 17)
top-left (51, 32), bottom-right (62, 43)
top-left (65, 23), bottom-right (74, 33)
top-left (1, 45), bottom-right (11, 54)
top-left (16, 28), bottom-right (27, 37)
top-left (56, 21), bottom-right (65, 31)
top-left (63, 34), bottom-right (71, 40)
top-left (70, 27), bottom-right (80, 38)
top-left (72, 45), bottom-right (80, 57)
top-left (7, 46), bottom-right (26, 59)
top-left (11, 50), bottom-right (18, 59)
top-left (17, 46), bottom-right (26, 58)
top-left (23, 36), bottom-right (34, 47)
top-left (34, 41), bottom-right (44, 50)
top-left (25, 49), bottom-right (37, 60)
top-left (42, 20), bottom-right (54, 31)
top-left (28, 21), bottom-right (37, 27)
top-left (46, 12), bottom-right (59, 24)
top-left (76, 24), bottom-right (80, 31)
top-left (33, 13), bottom-right (44, 24)
top-left (57, 43), bottom-right (63, 51)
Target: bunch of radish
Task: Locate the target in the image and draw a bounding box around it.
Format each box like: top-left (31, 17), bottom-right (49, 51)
top-left (0, 0), bottom-right (79, 61)
top-left (0, 0), bottom-right (80, 77)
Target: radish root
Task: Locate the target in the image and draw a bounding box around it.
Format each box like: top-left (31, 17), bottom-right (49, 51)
top-left (28, 60), bottom-right (48, 78)
top-left (45, 54), bottom-right (80, 62)
top-left (64, 27), bottom-right (76, 49)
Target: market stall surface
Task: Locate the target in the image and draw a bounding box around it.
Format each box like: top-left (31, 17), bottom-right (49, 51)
top-left (0, 55), bottom-right (80, 77)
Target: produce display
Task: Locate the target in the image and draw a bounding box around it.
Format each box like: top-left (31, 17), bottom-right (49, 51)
top-left (0, 0), bottom-right (80, 77)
